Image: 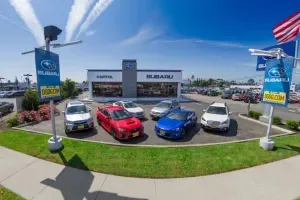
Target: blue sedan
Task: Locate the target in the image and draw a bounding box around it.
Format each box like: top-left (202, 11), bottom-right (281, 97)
top-left (154, 109), bottom-right (198, 139)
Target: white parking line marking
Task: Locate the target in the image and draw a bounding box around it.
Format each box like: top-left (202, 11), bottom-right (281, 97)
top-left (288, 110), bottom-right (296, 113)
top-left (181, 106), bottom-right (186, 109)
top-left (196, 103), bottom-right (202, 106)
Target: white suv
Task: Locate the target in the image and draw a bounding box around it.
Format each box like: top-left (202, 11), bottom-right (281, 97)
top-left (113, 101), bottom-right (145, 118)
top-left (200, 102), bottom-right (231, 132)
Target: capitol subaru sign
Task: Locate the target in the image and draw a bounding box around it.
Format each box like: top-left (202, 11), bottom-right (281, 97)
top-left (262, 58), bottom-right (294, 107)
top-left (35, 48), bottom-right (61, 102)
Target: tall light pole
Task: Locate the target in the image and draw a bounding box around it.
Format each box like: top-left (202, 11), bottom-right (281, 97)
top-left (249, 48), bottom-right (299, 150)
top-left (21, 25), bottom-right (82, 151)
top-left (0, 77), bottom-right (4, 91)
top-left (23, 74), bottom-right (32, 89)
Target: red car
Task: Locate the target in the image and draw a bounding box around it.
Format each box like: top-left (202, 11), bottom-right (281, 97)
top-left (96, 105), bottom-right (144, 140)
top-left (241, 93), bottom-right (247, 100)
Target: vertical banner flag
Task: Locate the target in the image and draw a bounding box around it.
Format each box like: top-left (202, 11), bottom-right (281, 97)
top-left (262, 58), bottom-right (294, 107)
top-left (35, 48), bottom-right (61, 102)
top-left (256, 41), bottom-right (297, 71)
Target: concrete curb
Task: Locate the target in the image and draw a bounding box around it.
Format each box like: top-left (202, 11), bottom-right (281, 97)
top-left (238, 114), bottom-right (295, 134)
top-left (12, 126), bottom-right (298, 148)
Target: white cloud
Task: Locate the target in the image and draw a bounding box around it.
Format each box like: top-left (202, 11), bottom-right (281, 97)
top-left (9, 0), bottom-right (44, 46)
top-left (121, 25), bottom-right (163, 45)
top-left (85, 30), bottom-right (96, 36)
top-left (65, 0), bottom-right (95, 42)
top-left (76, 0), bottom-right (114, 39)
top-left (158, 38), bottom-right (248, 48)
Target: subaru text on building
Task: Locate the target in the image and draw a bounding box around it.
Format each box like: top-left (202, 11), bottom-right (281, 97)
top-left (150, 100), bottom-right (181, 119)
top-left (200, 102), bottom-right (231, 132)
top-left (155, 109), bottom-right (197, 139)
top-left (113, 101), bottom-right (145, 118)
top-left (63, 101), bottom-right (94, 133)
top-left (96, 105), bottom-right (144, 140)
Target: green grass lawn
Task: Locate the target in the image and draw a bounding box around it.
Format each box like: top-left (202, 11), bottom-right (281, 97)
top-left (1, 130), bottom-right (300, 178)
top-left (0, 185), bottom-right (24, 200)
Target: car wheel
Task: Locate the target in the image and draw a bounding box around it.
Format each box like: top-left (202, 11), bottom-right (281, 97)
top-left (111, 128), bottom-right (117, 139)
top-left (181, 128), bottom-right (186, 137)
top-left (65, 129), bottom-right (69, 134)
top-left (97, 118), bottom-right (101, 125)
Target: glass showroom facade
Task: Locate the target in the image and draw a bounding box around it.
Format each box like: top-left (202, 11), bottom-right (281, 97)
top-left (87, 60), bottom-right (182, 100)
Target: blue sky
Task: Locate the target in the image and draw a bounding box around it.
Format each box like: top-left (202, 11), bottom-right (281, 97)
top-left (0, 0), bottom-right (299, 83)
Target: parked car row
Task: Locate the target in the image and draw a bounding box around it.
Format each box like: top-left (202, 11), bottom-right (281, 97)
top-left (62, 100), bottom-right (232, 140)
top-left (0, 101), bottom-right (14, 116)
top-left (0, 90), bottom-right (25, 98)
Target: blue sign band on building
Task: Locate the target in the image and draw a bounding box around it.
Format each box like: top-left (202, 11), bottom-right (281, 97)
top-left (35, 48), bottom-right (61, 102)
top-left (256, 41), bottom-right (297, 71)
top-left (262, 58), bottom-right (294, 107)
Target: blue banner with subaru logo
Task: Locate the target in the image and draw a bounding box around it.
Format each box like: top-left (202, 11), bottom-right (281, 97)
top-left (262, 58), bottom-right (294, 107)
top-left (35, 48), bottom-right (61, 102)
top-left (256, 41), bottom-right (297, 71)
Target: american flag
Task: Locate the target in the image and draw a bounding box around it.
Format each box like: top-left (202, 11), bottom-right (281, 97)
top-left (273, 10), bottom-right (300, 44)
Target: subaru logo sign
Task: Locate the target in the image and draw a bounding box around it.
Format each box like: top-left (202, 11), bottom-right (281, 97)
top-left (41, 60), bottom-right (56, 70)
top-left (268, 67), bottom-right (286, 77)
top-left (125, 63), bottom-right (134, 69)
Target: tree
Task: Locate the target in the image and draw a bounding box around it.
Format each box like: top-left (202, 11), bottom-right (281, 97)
top-left (191, 75), bottom-right (195, 80)
top-left (14, 76), bottom-right (19, 86)
top-left (208, 78), bottom-right (214, 86)
top-left (247, 78), bottom-right (255, 85)
top-left (61, 78), bottom-right (76, 99)
top-left (7, 80), bottom-right (11, 84)
top-left (22, 89), bottom-right (40, 110)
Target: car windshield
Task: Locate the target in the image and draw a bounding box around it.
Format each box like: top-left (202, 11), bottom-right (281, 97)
top-left (111, 110), bottom-right (132, 120)
top-left (124, 102), bottom-right (138, 108)
top-left (155, 102), bottom-right (171, 109)
top-left (206, 106), bottom-right (227, 115)
top-left (66, 105), bottom-right (88, 115)
top-left (166, 112), bottom-right (187, 121)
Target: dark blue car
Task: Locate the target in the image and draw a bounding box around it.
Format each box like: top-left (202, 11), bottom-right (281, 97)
top-left (154, 109), bottom-right (198, 139)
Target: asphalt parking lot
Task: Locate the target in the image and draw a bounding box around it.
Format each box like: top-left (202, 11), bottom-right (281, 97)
top-left (21, 99), bottom-right (285, 146)
top-left (184, 93), bottom-right (300, 122)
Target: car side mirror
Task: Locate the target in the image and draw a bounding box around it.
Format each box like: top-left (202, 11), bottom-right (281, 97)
top-left (203, 109), bottom-right (206, 112)
top-left (62, 111), bottom-right (65, 114)
top-left (229, 112), bottom-right (232, 115)
top-left (89, 109), bottom-right (91, 112)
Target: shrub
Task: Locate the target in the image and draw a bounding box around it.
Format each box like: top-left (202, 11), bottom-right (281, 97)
top-left (38, 104), bottom-right (60, 121)
top-left (248, 110), bottom-right (254, 118)
top-left (286, 120), bottom-right (299, 131)
top-left (22, 89), bottom-right (40, 111)
top-left (6, 113), bottom-right (22, 127)
top-left (77, 88), bottom-right (83, 93)
top-left (18, 110), bottom-right (41, 123)
top-left (253, 111), bottom-right (262, 120)
top-left (272, 116), bottom-right (282, 125)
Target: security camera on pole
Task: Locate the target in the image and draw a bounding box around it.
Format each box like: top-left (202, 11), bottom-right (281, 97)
top-left (249, 48), bottom-right (299, 150)
top-left (22, 25), bottom-right (82, 151)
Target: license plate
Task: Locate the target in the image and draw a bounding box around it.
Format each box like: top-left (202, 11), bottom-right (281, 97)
top-left (210, 125), bottom-right (216, 128)
top-left (133, 132), bottom-right (139, 137)
top-left (78, 125), bottom-right (84, 129)
top-left (160, 130), bottom-right (165, 135)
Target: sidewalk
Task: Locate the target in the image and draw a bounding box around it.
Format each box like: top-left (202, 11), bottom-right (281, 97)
top-left (1, 146), bottom-right (300, 200)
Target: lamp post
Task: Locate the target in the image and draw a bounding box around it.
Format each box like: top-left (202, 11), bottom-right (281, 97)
top-left (21, 25), bottom-right (82, 151)
top-left (23, 74), bottom-right (32, 89)
top-left (249, 48), bottom-right (300, 150)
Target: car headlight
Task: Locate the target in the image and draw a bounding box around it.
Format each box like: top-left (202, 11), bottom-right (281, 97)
top-left (201, 117), bottom-right (206, 121)
top-left (66, 120), bottom-right (74, 125)
top-left (87, 117), bottom-right (93, 122)
top-left (118, 128), bottom-right (127, 132)
top-left (222, 119), bottom-right (228, 124)
top-left (172, 127), bottom-right (180, 131)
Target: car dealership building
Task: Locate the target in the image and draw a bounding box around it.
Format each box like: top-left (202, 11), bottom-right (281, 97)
top-left (87, 59), bottom-right (182, 101)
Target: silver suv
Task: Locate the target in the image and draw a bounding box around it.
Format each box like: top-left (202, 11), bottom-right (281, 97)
top-left (63, 101), bottom-right (94, 133)
top-left (150, 100), bottom-right (181, 119)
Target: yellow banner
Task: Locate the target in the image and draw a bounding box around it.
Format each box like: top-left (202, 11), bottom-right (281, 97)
top-left (40, 86), bottom-right (60, 99)
top-left (263, 91), bottom-right (286, 104)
